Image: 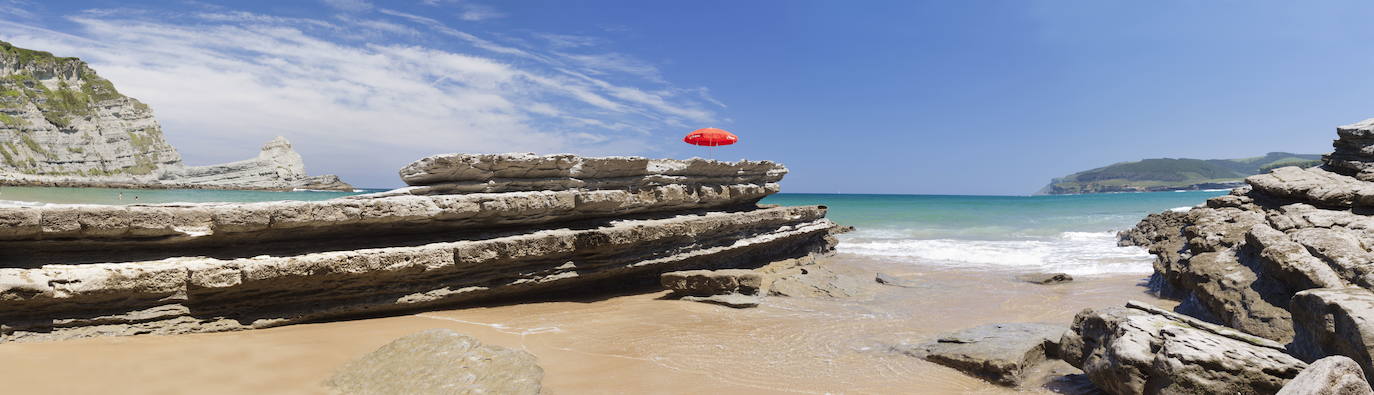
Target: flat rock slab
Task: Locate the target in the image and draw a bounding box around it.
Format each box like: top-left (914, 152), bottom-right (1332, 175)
top-left (326, 329), bottom-right (543, 395)
top-left (661, 269), bottom-right (764, 296)
top-left (908, 322), bottom-right (1068, 386)
top-left (1016, 273), bottom-right (1073, 285)
top-left (1277, 355), bottom-right (1374, 395)
top-left (681, 293), bottom-right (762, 308)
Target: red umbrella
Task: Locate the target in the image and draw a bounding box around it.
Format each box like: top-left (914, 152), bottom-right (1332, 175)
top-left (683, 128), bottom-right (738, 147)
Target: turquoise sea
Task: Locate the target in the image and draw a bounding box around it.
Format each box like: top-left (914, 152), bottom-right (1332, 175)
top-left (0, 185), bottom-right (1226, 277)
top-left (761, 190), bottom-right (1229, 276)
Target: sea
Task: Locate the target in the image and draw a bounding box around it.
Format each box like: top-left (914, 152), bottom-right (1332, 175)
top-left (0, 185), bottom-right (1226, 277)
top-left (761, 190), bottom-right (1229, 276)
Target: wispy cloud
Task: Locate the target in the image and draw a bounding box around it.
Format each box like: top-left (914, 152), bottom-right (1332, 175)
top-left (457, 3), bottom-right (503, 21)
top-left (321, 0), bottom-right (373, 13)
top-left (0, 6), bottom-right (720, 187)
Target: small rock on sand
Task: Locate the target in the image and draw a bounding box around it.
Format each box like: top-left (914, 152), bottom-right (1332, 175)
top-left (681, 294), bottom-right (762, 308)
top-left (899, 322), bottom-right (1071, 387)
top-left (1016, 272), bottom-right (1073, 285)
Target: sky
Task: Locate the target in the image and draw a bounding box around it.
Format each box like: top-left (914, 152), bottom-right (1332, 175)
top-left (1, 1), bottom-right (1372, 194)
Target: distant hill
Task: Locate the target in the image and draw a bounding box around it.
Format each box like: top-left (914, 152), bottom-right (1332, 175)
top-left (1039, 152), bottom-right (1323, 195)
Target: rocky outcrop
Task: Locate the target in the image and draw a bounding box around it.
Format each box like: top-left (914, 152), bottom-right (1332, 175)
top-left (0, 40), bottom-right (348, 191)
top-left (1112, 118), bottom-right (1374, 393)
top-left (1276, 355), bottom-right (1374, 395)
top-left (1061, 302), bottom-right (1305, 394)
top-left (157, 137), bottom-right (354, 191)
top-left (661, 269), bottom-right (765, 296)
top-left (903, 322), bottom-right (1071, 387)
top-left (326, 329), bottom-right (543, 394)
top-left (0, 153), bottom-right (839, 342)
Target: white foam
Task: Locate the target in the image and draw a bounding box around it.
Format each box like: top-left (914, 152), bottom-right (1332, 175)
top-left (837, 231), bottom-right (1154, 276)
top-left (1169, 206), bottom-right (1193, 213)
top-left (0, 199), bottom-right (48, 207)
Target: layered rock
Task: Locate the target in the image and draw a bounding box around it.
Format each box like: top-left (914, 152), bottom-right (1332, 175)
top-left (0, 154), bottom-right (839, 342)
top-left (0, 40), bottom-right (348, 190)
top-left (1117, 118), bottom-right (1374, 390)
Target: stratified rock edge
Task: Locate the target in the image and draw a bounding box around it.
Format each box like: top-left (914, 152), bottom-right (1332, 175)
top-left (0, 154), bottom-right (843, 342)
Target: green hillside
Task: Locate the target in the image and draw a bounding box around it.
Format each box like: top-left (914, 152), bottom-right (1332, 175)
top-left (1040, 152), bottom-right (1322, 195)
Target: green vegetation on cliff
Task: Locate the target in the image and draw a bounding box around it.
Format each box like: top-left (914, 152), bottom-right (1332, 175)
top-left (1041, 152), bottom-right (1323, 194)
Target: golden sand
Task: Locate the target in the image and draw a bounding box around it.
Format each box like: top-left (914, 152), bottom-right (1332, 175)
top-left (0, 255), bottom-right (1174, 394)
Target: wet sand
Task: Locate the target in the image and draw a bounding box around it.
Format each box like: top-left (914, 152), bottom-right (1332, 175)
top-left (0, 254), bottom-right (1173, 394)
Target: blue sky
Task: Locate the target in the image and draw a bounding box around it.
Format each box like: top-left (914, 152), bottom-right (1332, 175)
top-left (2, 1), bottom-right (1372, 194)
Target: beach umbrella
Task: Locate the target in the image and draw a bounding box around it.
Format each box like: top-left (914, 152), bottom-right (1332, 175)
top-left (683, 128), bottom-right (738, 147)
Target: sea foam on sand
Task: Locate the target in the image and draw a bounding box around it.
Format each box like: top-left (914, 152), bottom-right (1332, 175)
top-left (837, 230), bottom-right (1154, 276)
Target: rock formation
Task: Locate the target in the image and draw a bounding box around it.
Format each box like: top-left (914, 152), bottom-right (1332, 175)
top-left (0, 40), bottom-right (349, 191)
top-left (661, 269), bottom-right (766, 308)
top-left (1060, 302), bottom-right (1305, 394)
top-left (326, 328), bottom-right (543, 394)
top-left (1102, 117), bottom-right (1374, 393)
top-left (0, 154), bottom-right (840, 342)
top-left (902, 322), bottom-right (1072, 387)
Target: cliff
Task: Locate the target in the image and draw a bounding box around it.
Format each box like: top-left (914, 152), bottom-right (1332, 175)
top-left (0, 154), bottom-right (840, 342)
top-left (0, 41), bottom-right (351, 191)
top-left (1040, 152), bottom-right (1322, 195)
top-left (1080, 117), bottom-right (1374, 392)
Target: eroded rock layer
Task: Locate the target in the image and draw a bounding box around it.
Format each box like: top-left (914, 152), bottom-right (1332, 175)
top-left (1120, 118), bottom-right (1374, 387)
top-left (0, 154), bottom-right (838, 342)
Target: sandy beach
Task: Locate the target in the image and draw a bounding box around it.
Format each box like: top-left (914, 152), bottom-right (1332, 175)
top-left (0, 254), bottom-right (1173, 394)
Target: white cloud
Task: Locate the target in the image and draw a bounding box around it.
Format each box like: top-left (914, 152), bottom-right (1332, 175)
top-left (322, 0), bottom-right (373, 12)
top-left (0, 7), bottom-right (720, 187)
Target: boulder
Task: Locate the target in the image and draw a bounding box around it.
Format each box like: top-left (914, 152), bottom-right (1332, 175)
top-left (1060, 302), bottom-right (1305, 395)
top-left (902, 322), bottom-right (1069, 386)
top-left (1290, 288), bottom-right (1374, 383)
top-left (326, 329), bottom-right (543, 395)
top-left (1276, 355), bottom-right (1374, 395)
top-left (660, 269), bottom-right (765, 296)
top-left (1016, 272), bottom-right (1073, 285)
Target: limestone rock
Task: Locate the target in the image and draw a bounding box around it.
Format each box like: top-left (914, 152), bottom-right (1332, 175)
top-left (1016, 272), bottom-right (1073, 285)
top-left (1276, 355), bottom-right (1374, 395)
top-left (158, 137), bottom-right (355, 191)
top-left (661, 269), bottom-right (764, 296)
top-left (326, 329), bottom-right (542, 395)
top-left (904, 322), bottom-right (1069, 386)
top-left (1060, 303), bottom-right (1304, 395)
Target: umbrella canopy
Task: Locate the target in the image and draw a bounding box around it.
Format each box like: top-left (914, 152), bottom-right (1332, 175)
top-left (683, 128), bottom-right (738, 147)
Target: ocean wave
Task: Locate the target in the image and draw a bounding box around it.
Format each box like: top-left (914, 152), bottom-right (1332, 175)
top-left (1169, 206), bottom-right (1193, 212)
top-left (836, 231), bottom-right (1153, 276)
top-left (0, 199), bottom-right (48, 207)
